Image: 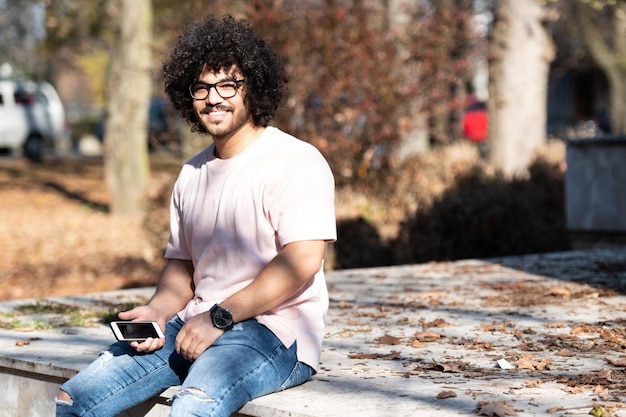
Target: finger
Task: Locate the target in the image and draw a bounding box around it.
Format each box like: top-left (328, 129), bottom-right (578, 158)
top-left (189, 342), bottom-right (207, 361)
top-left (183, 339), bottom-right (197, 361)
top-left (133, 337), bottom-right (163, 353)
top-left (182, 337), bottom-right (205, 361)
top-left (117, 310), bottom-right (133, 320)
top-left (117, 308), bottom-right (142, 320)
top-left (132, 338), bottom-right (153, 352)
top-left (175, 331), bottom-right (184, 354)
top-left (176, 333), bottom-right (192, 359)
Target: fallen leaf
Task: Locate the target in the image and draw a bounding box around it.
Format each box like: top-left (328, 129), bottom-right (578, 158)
top-left (481, 322), bottom-right (508, 333)
top-left (522, 380), bottom-right (542, 388)
top-left (544, 321), bottom-right (568, 328)
top-left (535, 359), bottom-right (553, 371)
top-left (594, 385), bottom-right (607, 395)
top-left (477, 401), bottom-right (518, 417)
top-left (490, 282), bottom-right (527, 291)
top-left (556, 348), bottom-right (576, 357)
top-left (437, 390), bottom-right (457, 399)
top-left (548, 286), bottom-right (571, 297)
top-left (376, 334), bottom-right (402, 345)
top-left (601, 329), bottom-right (626, 346)
top-left (433, 359), bottom-right (465, 373)
top-left (432, 318), bottom-right (452, 327)
top-left (516, 357), bottom-right (536, 370)
top-left (411, 339), bottom-right (426, 348)
top-left (415, 331), bottom-right (441, 342)
top-left (15, 337), bottom-right (41, 347)
top-left (422, 318), bottom-right (452, 328)
top-left (571, 325), bottom-right (599, 334)
top-left (354, 311), bottom-right (387, 318)
top-left (515, 355), bottom-right (553, 371)
top-left (411, 291), bottom-right (448, 300)
top-left (348, 351), bottom-right (401, 360)
top-left (606, 357), bottom-right (626, 367)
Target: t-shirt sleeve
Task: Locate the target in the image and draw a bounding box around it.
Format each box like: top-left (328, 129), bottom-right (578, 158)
top-left (272, 149), bottom-right (337, 246)
top-left (164, 177), bottom-right (192, 260)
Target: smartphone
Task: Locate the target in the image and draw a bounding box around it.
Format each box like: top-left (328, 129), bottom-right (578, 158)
top-left (109, 321), bottom-right (164, 342)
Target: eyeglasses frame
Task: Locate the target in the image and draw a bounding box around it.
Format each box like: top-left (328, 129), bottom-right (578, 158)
top-left (188, 79), bottom-right (246, 100)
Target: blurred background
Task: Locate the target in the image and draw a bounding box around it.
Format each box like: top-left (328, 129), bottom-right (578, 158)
top-left (1, 0), bottom-right (624, 300)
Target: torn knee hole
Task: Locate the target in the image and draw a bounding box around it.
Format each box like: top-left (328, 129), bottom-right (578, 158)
top-left (57, 389), bottom-right (73, 405)
top-left (174, 387), bottom-right (215, 402)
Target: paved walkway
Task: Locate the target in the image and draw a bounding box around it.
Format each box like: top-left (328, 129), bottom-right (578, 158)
top-left (1, 247), bottom-right (626, 416)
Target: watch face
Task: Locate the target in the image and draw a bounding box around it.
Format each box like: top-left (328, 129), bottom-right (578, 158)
top-left (213, 307), bottom-right (233, 329)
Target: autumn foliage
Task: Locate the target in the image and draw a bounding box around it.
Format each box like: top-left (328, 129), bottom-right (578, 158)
top-left (240, 0), bottom-right (477, 188)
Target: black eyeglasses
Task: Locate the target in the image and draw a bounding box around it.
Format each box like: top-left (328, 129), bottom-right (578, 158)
top-left (189, 79), bottom-right (245, 100)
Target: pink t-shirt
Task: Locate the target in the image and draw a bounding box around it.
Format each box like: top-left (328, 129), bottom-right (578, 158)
top-left (165, 127), bottom-right (336, 370)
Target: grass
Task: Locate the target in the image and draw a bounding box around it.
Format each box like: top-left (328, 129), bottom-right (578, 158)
top-left (0, 301), bottom-right (144, 331)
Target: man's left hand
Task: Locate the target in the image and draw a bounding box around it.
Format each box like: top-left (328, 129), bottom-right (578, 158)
top-left (175, 311), bottom-right (223, 361)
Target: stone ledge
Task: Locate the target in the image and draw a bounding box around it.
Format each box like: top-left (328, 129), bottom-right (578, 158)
top-left (2, 247), bottom-right (626, 417)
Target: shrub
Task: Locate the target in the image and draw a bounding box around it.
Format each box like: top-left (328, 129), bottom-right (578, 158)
top-left (391, 156), bottom-right (570, 264)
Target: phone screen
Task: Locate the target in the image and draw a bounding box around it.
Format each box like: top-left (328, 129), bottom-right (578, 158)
top-left (116, 322), bottom-right (160, 339)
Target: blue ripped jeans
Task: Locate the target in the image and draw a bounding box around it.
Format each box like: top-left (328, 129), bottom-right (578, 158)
top-left (56, 317), bottom-right (312, 417)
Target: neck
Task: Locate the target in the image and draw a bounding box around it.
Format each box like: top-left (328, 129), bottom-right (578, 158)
top-left (214, 124), bottom-right (265, 159)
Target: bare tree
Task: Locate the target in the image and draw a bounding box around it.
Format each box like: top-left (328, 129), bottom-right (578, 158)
top-left (488, 0), bottom-right (555, 177)
top-left (574, 0), bottom-right (626, 134)
top-left (0, 0), bottom-right (45, 77)
top-left (103, 0), bottom-right (152, 215)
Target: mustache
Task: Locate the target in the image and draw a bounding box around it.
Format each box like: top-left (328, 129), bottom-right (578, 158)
top-left (200, 105), bottom-right (232, 114)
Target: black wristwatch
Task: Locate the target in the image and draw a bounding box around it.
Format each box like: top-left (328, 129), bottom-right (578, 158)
top-left (209, 304), bottom-right (234, 331)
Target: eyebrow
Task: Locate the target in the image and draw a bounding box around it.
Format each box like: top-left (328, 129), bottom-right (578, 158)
top-left (193, 77), bottom-right (238, 85)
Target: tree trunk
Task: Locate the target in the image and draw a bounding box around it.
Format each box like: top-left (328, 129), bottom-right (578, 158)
top-left (387, 0), bottom-right (430, 162)
top-left (487, 0), bottom-right (554, 177)
top-left (104, 0), bottom-right (152, 215)
top-left (574, 1), bottom-right (626, 135)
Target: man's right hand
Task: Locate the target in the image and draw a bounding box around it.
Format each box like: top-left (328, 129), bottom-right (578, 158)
top-left (117, 305), bottom-right (166, 352)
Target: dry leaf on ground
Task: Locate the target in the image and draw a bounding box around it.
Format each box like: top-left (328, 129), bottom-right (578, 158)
top-left (421, 317), bottom-right (452, 328)
top-left (606, 357), bottom-right (626, 367)
top-left (411, 339), bottom-right (426, 348)
top-left (477, 401), bottom-right (518, 417)
top-left (348, 351), bottom-right (401, 360)
top-left (516, 355), bottom-right (553, 370)
top-left (432, 359), bottom-right (465, 373)
top-left (415, 331), bottom-right (441, 342)
top-left (376, 334), bottom-right (402, 345)
top-left (437, 390), bottom-right (457, 399)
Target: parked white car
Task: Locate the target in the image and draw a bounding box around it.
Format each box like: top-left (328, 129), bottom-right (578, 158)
top-left (0, 78), bottom-right (66, 161)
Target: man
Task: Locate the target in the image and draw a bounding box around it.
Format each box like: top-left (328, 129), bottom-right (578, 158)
top-left (56, 14), bottom-right (336, 417)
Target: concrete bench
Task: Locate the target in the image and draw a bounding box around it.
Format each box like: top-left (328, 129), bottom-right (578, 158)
top-left (2, 247), bottom-right (626, 417)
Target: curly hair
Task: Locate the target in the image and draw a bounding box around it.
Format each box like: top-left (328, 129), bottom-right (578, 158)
top-left (162, 14), bottom-right (288, 131)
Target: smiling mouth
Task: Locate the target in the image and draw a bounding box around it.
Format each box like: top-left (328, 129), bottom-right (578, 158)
top-left (202, 105), bottom-right (231, 115)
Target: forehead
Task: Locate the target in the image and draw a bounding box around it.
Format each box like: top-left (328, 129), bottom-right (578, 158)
top-left (197, 65), bottom-right (241, 82)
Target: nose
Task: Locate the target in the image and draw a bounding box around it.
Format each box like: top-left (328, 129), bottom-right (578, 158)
top-left (205, 86), bottom-right (223, 103)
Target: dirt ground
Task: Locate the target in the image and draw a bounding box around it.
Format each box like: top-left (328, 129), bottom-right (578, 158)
top-left (0, 141), bottom-right (564, 302)
top-left (0, 153), bottom-right (384, 301)
top-left (0, 156), bottom-right (166, 301)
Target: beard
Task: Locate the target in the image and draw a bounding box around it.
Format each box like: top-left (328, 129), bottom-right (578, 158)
top-left (197, 104), bottom-right (251, 139)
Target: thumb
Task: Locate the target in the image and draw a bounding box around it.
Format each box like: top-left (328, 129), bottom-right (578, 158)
top-left (117, 308), bottom-right (139, 320)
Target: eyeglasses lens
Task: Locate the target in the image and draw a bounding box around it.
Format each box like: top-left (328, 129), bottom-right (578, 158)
top-left (190, 81), bottom-right (240, 100)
